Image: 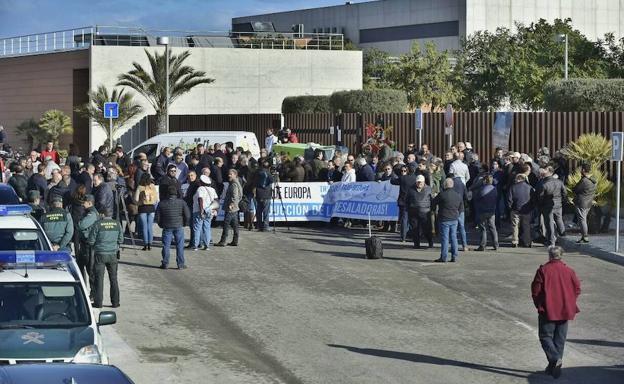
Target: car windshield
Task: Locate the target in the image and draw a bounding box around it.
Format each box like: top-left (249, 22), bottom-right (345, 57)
top-left (0, 283), bottom-right (90, 328)
top-left (0, 229), bottom-right (49, 251)
top-left (133, 144), bottom-right (158, 162)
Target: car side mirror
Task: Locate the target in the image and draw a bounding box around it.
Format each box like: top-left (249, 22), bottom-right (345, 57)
top-left (98, 311), bottom-right (117, 326)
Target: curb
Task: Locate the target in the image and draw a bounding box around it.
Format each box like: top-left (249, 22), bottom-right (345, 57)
top-left (558, 237), bottom-right (624, 267)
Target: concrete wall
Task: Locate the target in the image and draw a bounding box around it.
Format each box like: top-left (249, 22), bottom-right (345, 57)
top-left (90, 46), bottom-right (362, 152)
top-left (466, 0), bottom-right (624, 39)
top-left (233, 0), bottom-right (465, 55)
top-left (0, 50), bottom-right (89, 152)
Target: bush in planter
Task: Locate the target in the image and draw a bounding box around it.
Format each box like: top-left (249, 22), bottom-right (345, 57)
top-left (562, 133), bottom-right (614, 234)
top-left (329, 89), bottom-right (407, 113)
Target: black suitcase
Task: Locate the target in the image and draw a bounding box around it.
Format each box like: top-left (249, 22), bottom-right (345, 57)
top-left (365, 236), bottom-right (383, 259)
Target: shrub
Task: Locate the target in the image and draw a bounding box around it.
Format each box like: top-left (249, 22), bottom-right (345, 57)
top-left (329, 89), bottom-right (407, 113)
top-left (282, 95), bottom-right (331, 113)
top-left (544, 79), bottom-right (624, 111)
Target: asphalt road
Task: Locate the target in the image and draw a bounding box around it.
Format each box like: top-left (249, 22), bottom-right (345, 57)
top-left (100, 224), bottom-right (624, 384)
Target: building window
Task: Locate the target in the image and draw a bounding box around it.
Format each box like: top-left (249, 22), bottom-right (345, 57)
top-left (359, 21), bottom-right (459, 43)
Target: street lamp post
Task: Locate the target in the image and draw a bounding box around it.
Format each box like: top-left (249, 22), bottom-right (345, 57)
top-left (157, 36), bottom-right (170, 133)
top-left (557, 33), bottom-right (568, 80)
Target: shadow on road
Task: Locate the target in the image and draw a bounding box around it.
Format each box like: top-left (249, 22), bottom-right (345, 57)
top-left (327, 344), bottom-right (533, 379)
top-left (568, 339), bottom-right (624, 348)
top-left (118, 260), bottom-right (162, 269)
top-left (526, 365), bottom-right (624, 383)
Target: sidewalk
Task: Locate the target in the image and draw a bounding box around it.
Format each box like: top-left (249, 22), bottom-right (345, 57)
top-left (558, 216), bottom-right (624, 267)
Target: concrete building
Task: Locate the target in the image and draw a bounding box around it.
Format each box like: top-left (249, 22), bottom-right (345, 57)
top-left (0, 26), bottom-right (361, 154)
top-left (233, 0), bottom-right (624, 55)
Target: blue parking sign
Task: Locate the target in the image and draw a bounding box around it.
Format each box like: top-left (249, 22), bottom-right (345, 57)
top-left (104, 102), bottom-right (119, 119)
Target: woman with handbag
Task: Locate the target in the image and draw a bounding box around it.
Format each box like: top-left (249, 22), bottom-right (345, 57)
top-left (134, 173), bottom-right (159, 250)
top-left (191, 174), bottom-right (219, 251)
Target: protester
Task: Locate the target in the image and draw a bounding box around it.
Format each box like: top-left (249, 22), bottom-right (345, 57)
top-left (255, 161), bottom-right (274, 231)
top-left (391, 165), bottom-right (416, 242)
top-left (155, 184), bottom-right (190, 269)
top-left (7, 165), bottom-right (28, 202)
top-left (508, 174), bottom-right (535, 248)
top-left (135, 173), bottom-right (159, 251)
top-left (93, 173), bottom-right (114, 216)
top-left (474, 175), bottom-right (499, 251)
top-left (405, 175), bottom-right (433, 249)
top-left (40, 141), bottom-right (60, 164)
top-left (531, 246), bottom-right (581, 379)
top-left (572, 164), bottom-right (597, 244)
top-left (433, 178), bottom-right (462, 262)
top-left (191, 175), bottom-right (218, 250)
top-left (536, 166), bottom-right (566, 246)
top-left (215, 169), bottom-right (242, 247)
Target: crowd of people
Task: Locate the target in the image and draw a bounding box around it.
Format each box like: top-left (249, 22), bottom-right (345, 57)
top-left (0, 127), bottom-right (599, 298)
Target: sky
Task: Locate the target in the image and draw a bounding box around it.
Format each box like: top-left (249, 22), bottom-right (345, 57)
top-left (0, 0), bottom-right (367, 37)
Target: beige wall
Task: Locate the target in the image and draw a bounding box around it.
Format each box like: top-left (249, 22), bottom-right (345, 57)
top-left (0, 50), bottom-right (89, 152)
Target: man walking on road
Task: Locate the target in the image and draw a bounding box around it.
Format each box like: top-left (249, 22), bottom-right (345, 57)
top-left (531, 246), bottom-right (581, 379)
top-left (215, 169), bottom-right (242, 247)
top-left (88, 209), bottom-right (124, 308)
top-left (155, 185), bottom-right (191, 269)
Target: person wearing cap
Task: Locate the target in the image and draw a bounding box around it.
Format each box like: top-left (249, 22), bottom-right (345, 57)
top-left (155, 184), bottom-right (191, 269)
top-left (191, 175), bottom-right (219, 250)
top-left (88, 209), bottom-right (124, 308)
top-left (41, 195), bottom-right (74, 252)
top-left (78, 194), bottom-right (99, 298)
top-left (405, 174), bottom-right (433, 249)
top-left (508, 173), bottom-right (535, 248)
top-left (159, 163), bottom-right (183, 201)
top-left (27, 190), bottom-right (45, 222)
top-left (474, 175), bottom-right (499, 251)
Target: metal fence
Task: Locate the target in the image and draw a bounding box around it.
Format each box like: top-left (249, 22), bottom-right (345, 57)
top-left (154, 112), bottom-right (624, 168)
top-left (0, 26), bottom-right (345, 58)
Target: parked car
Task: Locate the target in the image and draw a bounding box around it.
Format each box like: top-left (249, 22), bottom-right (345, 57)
top-left (0, 185), bottom-right (19, 205)
top-left (0, 363), bottom-right (134, 384)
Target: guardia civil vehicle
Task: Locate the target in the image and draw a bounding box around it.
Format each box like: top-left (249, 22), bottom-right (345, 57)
top-left (0, 205), bottom-right (116, 364)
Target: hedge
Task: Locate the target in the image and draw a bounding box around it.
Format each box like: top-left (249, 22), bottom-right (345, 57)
top-left (544, 79), bottom-right (624, 111)
top-left (281, 95), bottom-right (331, 113)
top-left (329, 89), bottom-right (407, 113)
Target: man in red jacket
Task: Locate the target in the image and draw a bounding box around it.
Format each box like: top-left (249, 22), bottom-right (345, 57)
top-left (531, 246), bottom-right (581, 379)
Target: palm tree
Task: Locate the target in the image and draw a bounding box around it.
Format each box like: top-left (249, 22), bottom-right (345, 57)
top-left (75, 84), bottom-right (143, 148)
top-left (117, 49), bottom-right (214, 134)
top-left (16, 118), bottom-right (46, 149)
top-left (38, 110), bottom-right (73, 146)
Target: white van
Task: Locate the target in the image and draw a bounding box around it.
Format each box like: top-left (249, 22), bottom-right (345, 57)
top-left (129, 131), bottom-right (261, 161)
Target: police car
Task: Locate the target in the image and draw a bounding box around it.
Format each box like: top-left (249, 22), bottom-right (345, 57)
top-left (0, 205), bottom-right (116, 365)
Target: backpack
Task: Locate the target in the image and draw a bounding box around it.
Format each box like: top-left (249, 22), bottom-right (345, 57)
top-left (140, 186), bottom-right (156, 205)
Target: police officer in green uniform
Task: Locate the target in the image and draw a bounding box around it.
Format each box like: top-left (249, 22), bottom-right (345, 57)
top-left (78, 194), bottom-right (99, 299)
top-left (41, 195), bottom-right (74, 252)
top-left (27, 190), bottom-right (45, 223)
top-left (88, 209), bottom-right (123, 308)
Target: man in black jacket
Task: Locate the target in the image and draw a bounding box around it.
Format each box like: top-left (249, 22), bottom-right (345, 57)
top-left (255, 162), bottom-right (274, 231)
top-left (391, 165), bottom-right (417, 241)
top-left (405, 175), bottom-right (433, 249)
top-left (8, 165), bottom-right (28, 202)
top-left (152, 147), bottom-right (172, 184)
top-left (508, 174), bottom-right (535, 248)
top-left (92, 173), bottom-right (114, 215)
top-left (27, 163), bottom-right (48, 206)
top-left (433, 178), bottom-right (463, 262)
top-left (573, 164), bottom-right (597, 244)
top-left (155, 185), bottom-right (191, 269)
top-left (536, 166), bottom-right (567, 246)
top-left (159, 164), bottom-right (183, 201)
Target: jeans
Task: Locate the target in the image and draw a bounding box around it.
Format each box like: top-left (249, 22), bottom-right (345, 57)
top-left (575, 207), bottom-right (590, 239)
top-left (408, 209), bottom-right (432, 247)
top-left (219, 211), bottom-right (239, 244)
top-left (439, 220), bottom-right (458, 261)
top-left (139, 212), bottom-right (154, 245)
top-left (162, 227), bottom-right (185, 267)
top-left (538, 314), bottom-right (568, 363)
top-left (457, 211), bottom-right (468, 248)
top-left (256, 199), bottom-right (271, 230)
top-left (479, 213), bottom-right (499, 248)
top-left (542, 207), bottom-right (566, 246)
top-left (94, 255), bottom-right (119, 307)
top-left (399, 206), bottom-right (410, 241)
top-left (192, 211), bottom-right (212, 248)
